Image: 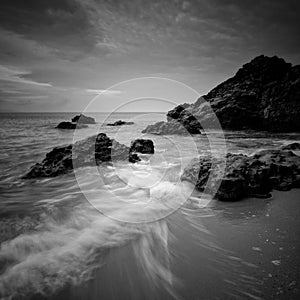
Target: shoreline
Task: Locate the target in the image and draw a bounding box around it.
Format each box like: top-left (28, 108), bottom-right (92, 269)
top-left (45, 189), bottom-right (300, 300)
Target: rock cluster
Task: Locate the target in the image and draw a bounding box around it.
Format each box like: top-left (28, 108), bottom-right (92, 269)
top-left (181, 144), bottom-right (300, 201)
top-left (23, 135), bottom-right (155, 178)
top-left (143, 55), bottom-right (300, 134)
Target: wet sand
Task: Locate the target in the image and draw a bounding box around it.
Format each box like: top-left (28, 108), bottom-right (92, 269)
top-left (48, 189), bottom-right (300, 300)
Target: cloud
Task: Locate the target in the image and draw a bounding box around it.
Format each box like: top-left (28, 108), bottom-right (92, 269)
top-left (0, 65), bottom-right (52, 87)
top-left (0, 0), bottom-right (299, 112)
top-left (85, 89), bottom-right (122, 96)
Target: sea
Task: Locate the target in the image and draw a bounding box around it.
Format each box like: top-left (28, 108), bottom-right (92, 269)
top-left (0, 112), bottom-right (300, 300)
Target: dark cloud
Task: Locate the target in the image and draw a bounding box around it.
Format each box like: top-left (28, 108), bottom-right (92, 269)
top-left (1, 0), bottom-right (299, 60)
top-left (0, 0), bottom-right (100, 59)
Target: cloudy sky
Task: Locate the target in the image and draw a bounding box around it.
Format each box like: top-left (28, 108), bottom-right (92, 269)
top-left (0, 0), bottom-right (299, 112)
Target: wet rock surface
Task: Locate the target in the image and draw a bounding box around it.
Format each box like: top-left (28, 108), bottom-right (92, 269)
top-left (23, 133), bottom-right (146, 178)
top-left (71, 114), bottom-right (96, 124)
top-left (181, 145), bottom-right (300, 201)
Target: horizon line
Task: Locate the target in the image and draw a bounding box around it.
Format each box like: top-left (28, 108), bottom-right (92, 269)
top-left (0, 111), bottom-right (167, 114)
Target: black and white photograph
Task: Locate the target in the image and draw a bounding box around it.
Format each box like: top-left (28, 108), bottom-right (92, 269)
top-left (0, 1), bottom-right (300, 299)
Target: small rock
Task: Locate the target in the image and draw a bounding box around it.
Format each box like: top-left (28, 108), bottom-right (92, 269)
top-left (72, 114), bottom-right (96, 124)
top-left (56, 121), bottom-right (87, 129)
top-left (107, 120), bottom-right (134, 126)
top-left (271, 260), bottom-right (281, 266)
top-left (252, 247), bottom-right (262, 252)
top-left (130, 139), bottom-right (155, 154)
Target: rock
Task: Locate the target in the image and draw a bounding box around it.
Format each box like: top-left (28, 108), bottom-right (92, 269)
top-left (281, 142), bottom-right (300, 151)
top-left (167, 104), bottom-right (203, 134)
top-left (144, 55), bottom-right (300, 133)
top-left (142, 119), bottom-right (201, 135)
top-left (130, 139), bottom-right (155, 154)
top-left (128, 153), bottom-right (141, 163)
top-left (181, 144), bottom-right (300, 201)
top-left (107, 120), bottom-right (134, 126)
top-left (24, 133), bottom-right (139, 178)
top-left (56, 122), bottom-right (88, 129)
top-left (72, 114), bottom-right (96, 124)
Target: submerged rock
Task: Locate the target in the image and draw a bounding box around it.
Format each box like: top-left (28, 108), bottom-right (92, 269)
top-left (130, 139), bottom-right (155, 154)
top-left (107, 120), bottom-right (134, 126)
top-left (143, 55), bottom-right (300, 133)
top-left (56, 122), bottom-right (88, 130)
top-left (72, 114), bottom-right (96, 124)
top-left (23, 133), bottom-right (143, 178)
top-left (181, 145), bottom-right (300, 201)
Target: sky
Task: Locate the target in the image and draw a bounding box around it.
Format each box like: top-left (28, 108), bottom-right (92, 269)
top-left (0, 0), bottom-right (299, 112)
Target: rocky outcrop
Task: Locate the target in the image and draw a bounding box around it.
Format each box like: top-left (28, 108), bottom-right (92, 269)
top-left (143, 55), bottom-right (300, 133)
top-left (130, 139), bottom-right (155, 154)
top-left (107, 120), bottom-right (134, 126)
top-left (72, 114), bottom-right (96, 124)
top-left (181, 145), bottom-right (300, 201)
top-left (23, 133), bottom-right (143, 178)
top-left (56, 122), bottom-right (88, 129)
top-left (142, 119), bottom-right (201, 135)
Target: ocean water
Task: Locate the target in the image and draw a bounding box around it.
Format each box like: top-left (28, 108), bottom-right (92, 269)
top-left (0, 112), bottom-right (300, 300)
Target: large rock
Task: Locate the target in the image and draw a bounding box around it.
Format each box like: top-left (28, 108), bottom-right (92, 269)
top-left (23, 133), bottom-right (140, 178)
top-left (144, 55), bottom-right (300, 133)
top-left (142, 119), bottom-right (201, 135)
top-left (107, 120), bottom-right (134, 126)
top-left (56, 122), bottom-right (88, 129)
top-left (130, 139), bottom-right (154, 154)
top-left (181, 145), bottom-right (300, 201)
top-left (72, 114), bottom-right (96, 124)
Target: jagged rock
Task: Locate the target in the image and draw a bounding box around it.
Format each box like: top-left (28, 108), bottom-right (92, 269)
top-left (72, 114), bottom-right (96, 124)
top-left (142, 120), bottom-right (201, 135)
top-left (144, 55), bottom-right (300, 133)
top-left (130, 139), bottom-right (154, 154)
top-left (56, 122), bottom-right (88, 129)
top-left (24, 133), bottom-right (139, 178)
top-left (107, 120), bottom-right (134, 126)
top-left (181, 145), bottom-right (300, 201)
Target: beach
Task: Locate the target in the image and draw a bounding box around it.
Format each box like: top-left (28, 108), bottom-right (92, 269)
top-left (0, 113), bottom-right (299, 299)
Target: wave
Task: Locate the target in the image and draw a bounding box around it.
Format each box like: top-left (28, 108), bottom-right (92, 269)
top-left (0, 160), bottom-right (193, 299)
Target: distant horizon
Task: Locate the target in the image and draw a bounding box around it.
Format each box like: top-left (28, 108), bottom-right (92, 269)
top-left (0, 111), bottom-right (167, 114)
